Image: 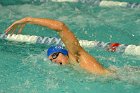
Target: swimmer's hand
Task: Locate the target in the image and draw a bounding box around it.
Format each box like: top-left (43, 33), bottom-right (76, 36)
top-left (5, 17), bottom-right (30, 34)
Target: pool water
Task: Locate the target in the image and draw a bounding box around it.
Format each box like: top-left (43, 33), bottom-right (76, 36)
top-left (0, 0), bottom-right (140, 93)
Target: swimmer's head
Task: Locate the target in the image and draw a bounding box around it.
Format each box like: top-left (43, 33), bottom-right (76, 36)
top-left (47, 45), bottom-right (69, 65)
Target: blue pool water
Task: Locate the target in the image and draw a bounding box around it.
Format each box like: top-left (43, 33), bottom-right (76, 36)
top-left (0, 0), bottom-right (140, 93)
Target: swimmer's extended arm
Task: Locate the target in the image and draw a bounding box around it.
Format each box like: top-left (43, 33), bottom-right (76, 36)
top-left (5, 17), bottom-right (81, 55)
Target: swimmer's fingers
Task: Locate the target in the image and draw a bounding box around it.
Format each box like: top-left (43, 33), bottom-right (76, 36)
top-left (5, 24), bottom-right (15, 34)
top-left (17, 24), bottom-right (26, 34)
top-left (5, 18), bottom-right (29, 34)
top-left (11, 26), bottom-right (17, 35)
top-left (11, 24), bottom-right (24, 35)
top-left (5, 22), bottom-right (19, 34)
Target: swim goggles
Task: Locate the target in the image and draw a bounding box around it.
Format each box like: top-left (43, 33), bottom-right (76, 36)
top-left (50, 52), bottom-right (61, 61)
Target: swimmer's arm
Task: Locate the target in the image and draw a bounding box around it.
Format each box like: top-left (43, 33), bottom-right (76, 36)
top-left (28, 17), bottom-right (81, 54)
top-left (5, 17), bottom-right (81, 55)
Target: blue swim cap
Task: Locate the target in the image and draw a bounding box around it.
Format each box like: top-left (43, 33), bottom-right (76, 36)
top-left (47, 45), bottom-right (68, 56)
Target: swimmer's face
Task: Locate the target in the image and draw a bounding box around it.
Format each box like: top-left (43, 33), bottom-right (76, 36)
top-left (48, 52), bottom-right (69, 65)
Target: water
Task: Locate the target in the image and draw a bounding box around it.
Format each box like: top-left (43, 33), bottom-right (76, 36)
top-left (0, 0), bottom-right (140, 93)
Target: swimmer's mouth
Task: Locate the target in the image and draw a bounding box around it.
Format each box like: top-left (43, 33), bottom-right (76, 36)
top-left (59, 62), bottom-right (62, 65)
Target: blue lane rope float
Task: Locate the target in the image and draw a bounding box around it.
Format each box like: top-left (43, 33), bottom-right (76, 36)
top-left (0, 33), bottom-right (140, 55)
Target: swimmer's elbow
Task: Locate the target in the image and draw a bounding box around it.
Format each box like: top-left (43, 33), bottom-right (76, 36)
top-left (60, 22), bottom-right (69, 31)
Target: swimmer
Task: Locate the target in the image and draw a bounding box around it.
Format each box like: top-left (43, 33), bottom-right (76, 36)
top-left (5, 17), bottom-right (110, 75)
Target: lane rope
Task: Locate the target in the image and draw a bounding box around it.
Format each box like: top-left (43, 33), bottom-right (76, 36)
top-left (0, 33), bottom-right (140, 55)
top-left (52, 0), bottom-right (140, 8)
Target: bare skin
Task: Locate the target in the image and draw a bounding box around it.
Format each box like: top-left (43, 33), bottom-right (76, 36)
top-left (5, 17), bottom-right (110, 75)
